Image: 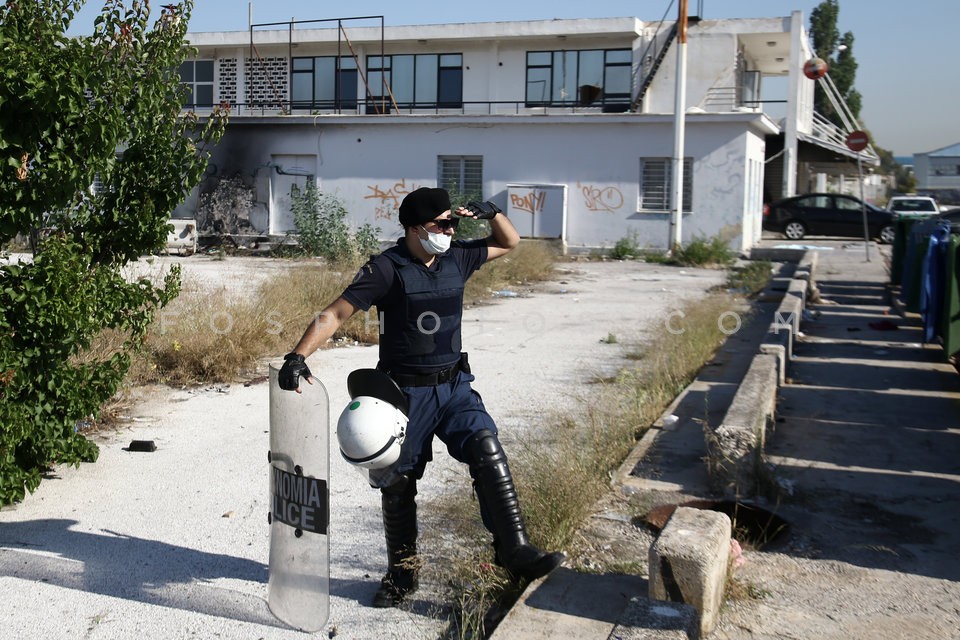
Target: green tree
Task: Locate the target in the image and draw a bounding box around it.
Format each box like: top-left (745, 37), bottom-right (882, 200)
top-left (872, 145), bottom-right (915, 197)
top-left (809, 0), bottom-right (860, 126)
top-left (290, 183), bottom-right (381, 263)
top-left (0, 0), bottom-right (227, 503)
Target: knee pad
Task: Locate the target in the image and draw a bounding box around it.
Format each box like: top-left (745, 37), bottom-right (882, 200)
top-left (465, 429), bottom-right (508, 471)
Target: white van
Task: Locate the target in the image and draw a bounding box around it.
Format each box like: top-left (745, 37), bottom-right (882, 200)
top-left (887, 196), bottom-right (939, 218)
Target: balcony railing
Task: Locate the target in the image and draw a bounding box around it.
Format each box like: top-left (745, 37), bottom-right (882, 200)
top-left (182, 98), bottom-right (633, 117)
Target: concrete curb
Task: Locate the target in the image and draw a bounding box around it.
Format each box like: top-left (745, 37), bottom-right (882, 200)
top-left (704, 353), bottom-right (779, 495)
top-left (704, 250), bottom-right (814, 496)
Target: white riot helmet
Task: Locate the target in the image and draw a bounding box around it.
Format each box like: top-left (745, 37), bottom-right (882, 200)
top-left (336, 368), bottom-right (410, 470)
top-left (336, 396), bottom-right (407, 469)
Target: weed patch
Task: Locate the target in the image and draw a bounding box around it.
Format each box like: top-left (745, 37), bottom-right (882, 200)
top-left (727, 261), bottom-right (773, 297)
top-left (609, 231), bottom-right (642, 260)
top-left (87, 241), bottom-right (559, 389)
top-left (670, 235), bottom-right (736, 267)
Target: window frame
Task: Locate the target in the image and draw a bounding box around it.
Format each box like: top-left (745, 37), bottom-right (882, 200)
top-left (638, 157), bottom-right (693, 213)
top-left (525, 48), bottom-right (632, 108)
top-left (366, 53), bottom-right (463, 112)
top-left (291, 55), bottom-right (358, 111)
top-left (437, 155), bottom-right (483, 198)
top-left (179, 59), bottom-right (215, 108)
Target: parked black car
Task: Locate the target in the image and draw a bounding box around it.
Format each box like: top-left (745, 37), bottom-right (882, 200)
top-left (762, 193), bottom-right (896, 243)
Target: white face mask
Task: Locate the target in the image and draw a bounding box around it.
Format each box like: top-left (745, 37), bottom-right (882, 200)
top-left (418, 227), bottom-right (452, 255)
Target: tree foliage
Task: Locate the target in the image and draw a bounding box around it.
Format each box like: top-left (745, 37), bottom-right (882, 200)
top-left (0, 0), bottom-right (227, 503)
top-left (809, 0), bottom-right (860, 126)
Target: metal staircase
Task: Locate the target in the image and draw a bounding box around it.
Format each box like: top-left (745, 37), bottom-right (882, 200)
top-left (630, 21), bottom-right (678, 113)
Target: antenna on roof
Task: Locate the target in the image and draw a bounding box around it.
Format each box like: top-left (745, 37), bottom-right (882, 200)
top-left (249, 1), bottom-right (253, 29)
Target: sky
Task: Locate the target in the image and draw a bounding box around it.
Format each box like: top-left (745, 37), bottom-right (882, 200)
top-left (63, 0), bottom-right (959, 157)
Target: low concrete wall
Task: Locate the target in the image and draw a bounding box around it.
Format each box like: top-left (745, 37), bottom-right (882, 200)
top-left (704, 251), bottom-right (816, 496)
top-left (704, 353), bottom-right (779, 495)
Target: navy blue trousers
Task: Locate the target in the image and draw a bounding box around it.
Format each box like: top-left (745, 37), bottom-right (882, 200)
top-left (393, 370), bottom-right (496, 480)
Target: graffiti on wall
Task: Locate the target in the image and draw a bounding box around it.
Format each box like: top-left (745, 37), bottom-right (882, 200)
top-left (364, 178), bottom-right (421, 221)
top-left (509, 189), bottom-right (546, 214)
top-left (578, 182), bottom-right (623, 212)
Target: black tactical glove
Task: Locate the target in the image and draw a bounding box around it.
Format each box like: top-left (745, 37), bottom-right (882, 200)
top-left (465, 200), bottom-right (502, 220)
top-left (278, 352), bottom-right (312, 391)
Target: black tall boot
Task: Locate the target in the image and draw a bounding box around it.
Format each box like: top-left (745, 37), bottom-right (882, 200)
top-left (372, 476), bottom-right (419, 608)
top-left (466, 429), bottom-right (565, 581)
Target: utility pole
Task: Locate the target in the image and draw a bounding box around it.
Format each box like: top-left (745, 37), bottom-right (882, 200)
top-left (668, 0), bottom-right (688, 251)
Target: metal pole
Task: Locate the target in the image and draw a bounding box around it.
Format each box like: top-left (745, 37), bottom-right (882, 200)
top-left (669, 0), bottom-right (688, 251)
top-left (858, 153), bottom-right (870, 262)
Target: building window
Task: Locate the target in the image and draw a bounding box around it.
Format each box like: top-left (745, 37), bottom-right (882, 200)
top-left (525, 49), bottom-right (631, 108)
top-left (740, 70), bottom-right (760, 107)
top-left (639, 157), bottom-right (693, 212)
top-left (291, 56), bottom-right (358, 110)
top-left (438, 156), bottom-right (483, 197)
top-left (179, 60), bottom-right (214, 108)
top-left (930, 161), bottom-right (959, 177)
top-left (367, 53), bottom-right (463, 112)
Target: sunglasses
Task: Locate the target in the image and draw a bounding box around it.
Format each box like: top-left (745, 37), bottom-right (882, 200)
top-left (426, 217), bottom-right (460, 231)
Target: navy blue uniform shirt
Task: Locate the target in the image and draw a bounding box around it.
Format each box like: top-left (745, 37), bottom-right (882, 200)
top-left (341, 237), bottom-right (488, 312)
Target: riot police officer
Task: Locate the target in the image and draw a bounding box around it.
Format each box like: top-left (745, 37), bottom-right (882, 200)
top-left (278, 187), bottom-right (564, 607)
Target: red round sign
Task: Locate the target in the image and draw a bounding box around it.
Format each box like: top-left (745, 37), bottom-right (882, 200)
top-left (846, 130), bottom-right (869, 152)
top-left (803, 57), bottom-right (828, 80)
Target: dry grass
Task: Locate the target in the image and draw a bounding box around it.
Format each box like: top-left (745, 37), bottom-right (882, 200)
top-left (515, 293), bottom-right (750, 560)
top-left (141, 243), bottom-right (558, 386)
top-left (464, 240), bottom-right (558, 302)
top-left (80, 241), bottom-right (559, 390)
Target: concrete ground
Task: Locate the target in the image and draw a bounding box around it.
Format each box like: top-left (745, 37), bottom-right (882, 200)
top-left (4, 237), bottom-right (959, 639)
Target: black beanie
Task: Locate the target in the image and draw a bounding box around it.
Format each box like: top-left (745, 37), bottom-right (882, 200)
top-left (398, 187), bottom-right (451, 227)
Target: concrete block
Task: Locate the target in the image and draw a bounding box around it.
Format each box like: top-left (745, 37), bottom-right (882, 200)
top-left (773, 293), bottom-right (801, 335)
top-left (787, 277), bottom-right (807, 306)
top-left (748, 246), bottom-right (806, 262)
top-left (760, 321), bottom-right (794, 382)
top-left (610, 597), bottom-right (699, 639)
top-left (648, 507), bottom-right (731, 637)
top-left (705, 354), bottom-right (778, 496)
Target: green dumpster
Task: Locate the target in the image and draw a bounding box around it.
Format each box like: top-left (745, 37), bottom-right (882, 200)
top-left (940, 233), bottom-right (960, 361)
top-left (901, 218), bottom-right (944, 314)
top-left (890, 216), bottom-right (922, 286)
top-left (903, 235), bottom-right (931, 314)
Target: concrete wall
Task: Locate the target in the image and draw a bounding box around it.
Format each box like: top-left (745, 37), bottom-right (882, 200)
top-left (206, 115), bottom-right (769, 251)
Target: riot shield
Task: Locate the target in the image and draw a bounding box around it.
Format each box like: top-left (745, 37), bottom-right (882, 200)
top-left (267, 365), bottom-right (330, 632)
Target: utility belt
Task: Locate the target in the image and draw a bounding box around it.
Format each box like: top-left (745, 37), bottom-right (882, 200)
top-left (381, 353), bottom-right (470, 388)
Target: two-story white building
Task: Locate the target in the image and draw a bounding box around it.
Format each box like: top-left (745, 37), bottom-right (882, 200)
top-left (178, 10), bottom-right (871, 253)
top-left (913, 143), bottom-right (960, 206)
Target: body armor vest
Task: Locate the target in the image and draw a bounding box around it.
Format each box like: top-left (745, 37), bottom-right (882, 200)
top-left (378, 245), bottom-right (464, 372)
